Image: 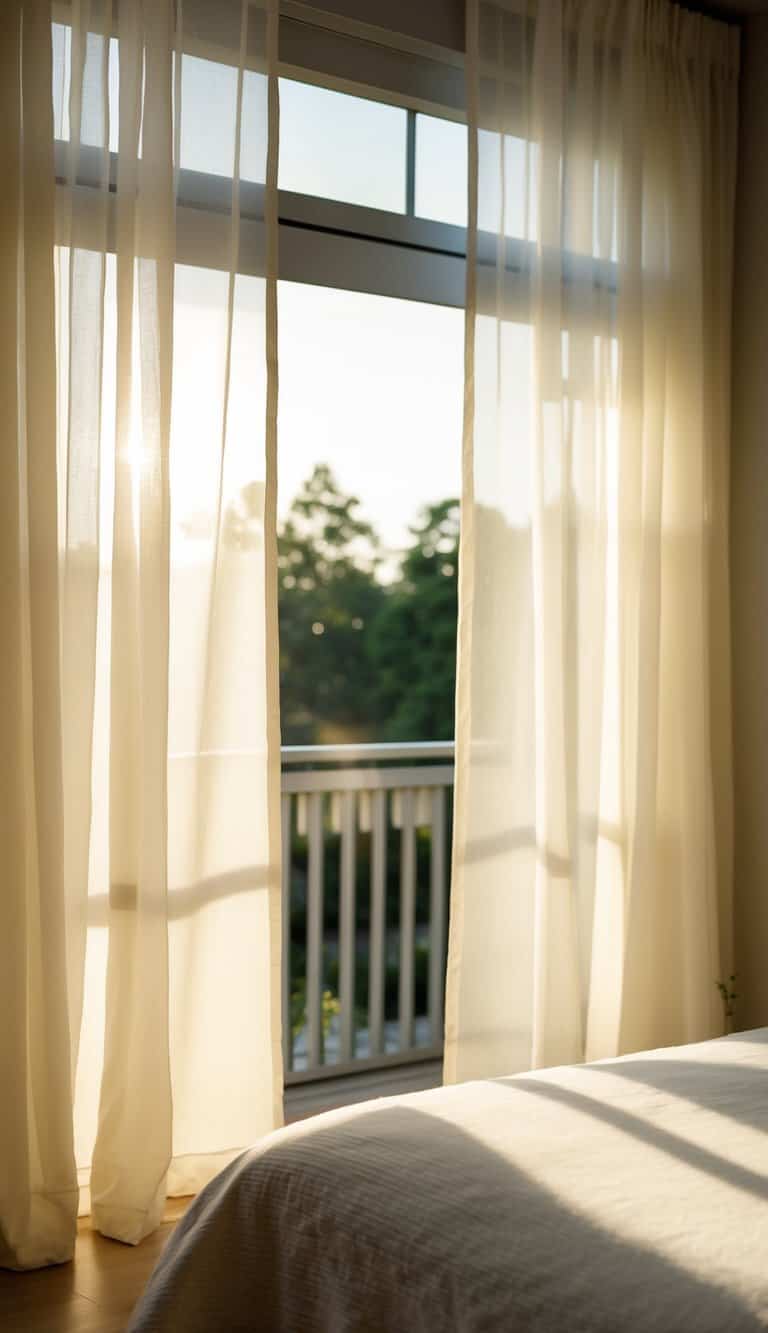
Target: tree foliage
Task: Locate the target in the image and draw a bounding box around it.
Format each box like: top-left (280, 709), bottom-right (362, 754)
top-left (278, 465), bottom-right (458, 744)
top-left (368, 498), bottom-right (458, 741)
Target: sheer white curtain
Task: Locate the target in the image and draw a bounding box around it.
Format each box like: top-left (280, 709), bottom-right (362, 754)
top-left (446, 0), bottom-right (738, 1083)
top-left (1, 0), bottom-right (281, 1270)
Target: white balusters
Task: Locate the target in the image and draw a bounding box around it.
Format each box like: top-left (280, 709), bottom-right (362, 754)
top-left (398, 788), bottom-right (416, 1052)
top-left (305, 792), bottom-right (324, 1070)
top-left (429, 786), bottom-right (447, 1045)
top-left (281, 744), bottom-right (453, 1083)
top-left (338, 791), bottom-right (357, 1063)
top-left (368, 789), bottom-right (387, 1058)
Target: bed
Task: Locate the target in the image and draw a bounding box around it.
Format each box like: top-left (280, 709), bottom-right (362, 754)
top-left (128, 1030), bottom-right (768, 1331)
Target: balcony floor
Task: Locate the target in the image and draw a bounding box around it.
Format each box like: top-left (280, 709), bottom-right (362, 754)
top-left (284, 1056), bottom-right (443, 1123)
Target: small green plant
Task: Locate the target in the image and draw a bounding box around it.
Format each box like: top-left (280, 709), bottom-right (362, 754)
top-left (290, 981), bottom-right (340, 1042)
top-left (715, 974), bottom-right (739, 1022)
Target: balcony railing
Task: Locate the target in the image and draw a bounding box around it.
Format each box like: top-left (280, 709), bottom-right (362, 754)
top-left (281, 742), bottom-right (454, 1087)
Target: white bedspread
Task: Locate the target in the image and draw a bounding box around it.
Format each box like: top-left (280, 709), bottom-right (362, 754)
top-left (128, 1030), bottom-right (768, 1331)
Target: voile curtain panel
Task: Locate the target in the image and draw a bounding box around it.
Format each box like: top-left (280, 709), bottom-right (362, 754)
top-left (445, 0), bottom-right (739, 1083)
top-left (1, 0), bottom-right (282, 1269)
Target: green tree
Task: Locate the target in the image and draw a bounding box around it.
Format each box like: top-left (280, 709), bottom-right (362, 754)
top-left (368, 498), bottom-right (459, 741)
top-left (278, 464), bottom-right (386, 744)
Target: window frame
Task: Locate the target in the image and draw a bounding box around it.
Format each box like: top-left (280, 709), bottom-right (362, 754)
top-left (52, 1), bottom-right (618, 325)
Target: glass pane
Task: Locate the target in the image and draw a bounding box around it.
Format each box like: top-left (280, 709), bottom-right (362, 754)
top-left (277, 281), bottom-right (463, 746)
top-left (477, 130), bottom-right (538, 239)
top-left (52, 22), bottom-right (119, 153)
top-left (415, 113), bottom-right (468, 228)
top-left (179, 55), bottom-right (238, 177)
top-left (278, 79), bottom-right (407, 213)
top-left (177, 56), bottom-right (269, 184)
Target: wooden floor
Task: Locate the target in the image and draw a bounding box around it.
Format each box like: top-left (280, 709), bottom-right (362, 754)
top-left (0, 1199), bottom-right (191, 1333)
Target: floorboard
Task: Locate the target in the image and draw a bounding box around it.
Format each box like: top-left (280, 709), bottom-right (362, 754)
top-left (0, 1199), bottom-right (191, 1333)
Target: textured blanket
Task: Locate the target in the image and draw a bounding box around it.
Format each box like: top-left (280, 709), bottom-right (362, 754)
top-left (128, 1030), bottom-right (768, 1331)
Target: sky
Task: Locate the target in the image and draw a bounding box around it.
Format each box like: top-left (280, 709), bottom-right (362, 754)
top-left (276, 282), bottom-right (463, 554)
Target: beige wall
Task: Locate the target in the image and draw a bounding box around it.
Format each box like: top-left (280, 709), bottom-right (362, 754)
top-left (731, 15), bottom-right (768, 1029)
top-left (296, 0), bottom-right (465, 51)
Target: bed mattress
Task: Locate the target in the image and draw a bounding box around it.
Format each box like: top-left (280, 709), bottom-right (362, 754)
top-left (128, 1029), bottom-right (768, 1331)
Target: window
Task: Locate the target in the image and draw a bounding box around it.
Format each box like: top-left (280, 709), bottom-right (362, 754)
top-left (415, 113), bottom-right (468, 228)
top-left (269, 82), bottom-right (464, 1075)
top-left (52, 15), bottom-right (466, 1084)
top-left (279, 80), bottom-right (407, 212)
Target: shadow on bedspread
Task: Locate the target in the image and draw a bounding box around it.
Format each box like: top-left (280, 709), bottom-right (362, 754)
top-left (128, 1090), bottom-right (768, 1333)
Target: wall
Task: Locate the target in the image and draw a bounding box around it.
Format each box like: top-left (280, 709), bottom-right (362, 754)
top-left (297, 0), bottom-right (465, 51)
top-left (731, 15), bottom-right (768, 1028)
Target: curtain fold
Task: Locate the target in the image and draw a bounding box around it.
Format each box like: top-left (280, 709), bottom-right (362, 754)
top-left (446, 0), bottom-right (739, 1084)
top-left (0, 0), bottom-right (78, 1273)
top-left (2, 0), bottom-right (282, 1270)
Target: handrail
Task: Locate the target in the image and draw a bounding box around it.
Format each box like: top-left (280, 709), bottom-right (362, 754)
top-left (281, 740), bottom-right (455, 765)
top-left (282, 764), bottom-right (453, 794)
